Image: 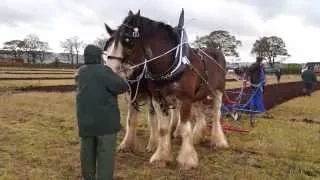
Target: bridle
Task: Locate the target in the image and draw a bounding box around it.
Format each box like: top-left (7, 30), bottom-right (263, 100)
top-left (105, 55), bottom-right (124, 61)
top-left (105, 23), bottom-right (141, 63)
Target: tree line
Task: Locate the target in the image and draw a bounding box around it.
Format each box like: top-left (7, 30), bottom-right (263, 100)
top-left (193, 30), bottom-right (290, 67)
top-left (1, 34), bottom-right (50, 64)
top-left (1, 31), bottom-right (289, 66)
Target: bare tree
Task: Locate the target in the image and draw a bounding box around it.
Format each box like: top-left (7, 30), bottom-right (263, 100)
top-left (2, 40), bottom-right (24, 60)
top-left (38, 41), bottom-right (50, 64)
top-left (94, 35), bottom-right (107, 49)
top-left (23, 34), bottom-right (41, 64)
top-left (60, 38), bottom-right (74, 64)
top-left (61, 37), bottom-right (84, 64)
top-left (71, 36), bottom-right (83, 64)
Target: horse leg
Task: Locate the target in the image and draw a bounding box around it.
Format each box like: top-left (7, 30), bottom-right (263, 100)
top-left (192, 102), bottom-right (207, 145)
top-left (177, 102), bottom-right (199, 170)
top-left (211, 90), bottom-right (229, 149)
top-left (146, 98), bottom-right (158, 152)
top-left (149, 98), bottom-right (173, 166)
top-left (119, 102), bottom-right (139, 152)
top-left (173, 108), bottom-right (181, 138)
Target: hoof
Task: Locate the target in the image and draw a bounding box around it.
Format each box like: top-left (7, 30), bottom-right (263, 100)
top-left (151, 160), bottom-right (169, 168)
top-left (177, 149), bottom-right (199, 170)
top-left (173, 129), bottom-right (180, 139)
top-left (177, 156), bottom-right (199, 170)
top-left (146, 143), bottom-right (157, 153)
top-left (210, 141), bottom-right (229, 151)
top-left (193, 130), bottom-right (206, 145)
top-left (150, 151), bottom-right (171, 167)
top-left (118, 143), bottom-right (134, 152)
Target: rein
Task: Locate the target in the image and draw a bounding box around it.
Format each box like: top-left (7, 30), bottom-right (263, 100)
top-left (128, 42), bottom-right (188, 70)
top-left (124, 59), bottom-right (147, 104)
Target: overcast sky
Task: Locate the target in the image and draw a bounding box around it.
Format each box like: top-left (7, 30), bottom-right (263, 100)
top-left (1, 0), bottom-right (320, 63)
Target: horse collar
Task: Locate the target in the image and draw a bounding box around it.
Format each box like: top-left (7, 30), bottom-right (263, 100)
top-left (143, 28), bottom-right (190, 81)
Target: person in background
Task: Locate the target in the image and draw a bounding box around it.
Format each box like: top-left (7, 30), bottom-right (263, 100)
top-left (75, 45), bottom-right (128, 180)
top-left (245, 56), bottom-right (266, 114)
top-left (275, 68), bottom-right (282, 83)
top-left (301, 66), bottom-right (317, 96)
top-left (247, 56), bottom-right (266, 90)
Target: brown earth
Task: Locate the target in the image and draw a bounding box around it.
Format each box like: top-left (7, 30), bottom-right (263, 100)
top-left (0, 72), bottom-right (74, 75)
top-left (225, 82), bottom-right (320, 110)
top-left (0, 77), bottom-right (74, 80)
top-left (10, 82), bottom-right (320, 111)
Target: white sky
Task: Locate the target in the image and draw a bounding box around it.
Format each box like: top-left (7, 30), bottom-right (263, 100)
top-left (0, 0), bottom-right (320, 63)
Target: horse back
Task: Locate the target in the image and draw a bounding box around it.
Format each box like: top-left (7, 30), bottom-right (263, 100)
top-left (191, 48), bottom-right (226, 91)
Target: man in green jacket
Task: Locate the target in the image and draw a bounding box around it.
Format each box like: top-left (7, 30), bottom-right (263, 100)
top-left (75, 45), bottom-right (128, 180)
top-left (301, 66), bottom-right (317, 96)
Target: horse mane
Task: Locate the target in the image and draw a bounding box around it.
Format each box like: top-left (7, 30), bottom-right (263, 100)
top-left (155, 21), bottom-right (179, 44)
top-left (109, 14), bottom-right (180, 50)
top-left (128, 15), bottom-right (179, 44)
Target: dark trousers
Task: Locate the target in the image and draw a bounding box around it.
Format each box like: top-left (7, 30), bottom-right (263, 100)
top-left (80, 134), bottom-right (117, 180)
top-left (303, 83), bottom-right (313, 96)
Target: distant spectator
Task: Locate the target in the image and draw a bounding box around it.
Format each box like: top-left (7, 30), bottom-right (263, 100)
top-left (275, 68), bottom-right (282, 83)
top-left (245, 56), bottom-right (266, 114)
top-left (247, 56), bottom-right (266, 90)
top-left (301, 66), bottom-right (317, 96)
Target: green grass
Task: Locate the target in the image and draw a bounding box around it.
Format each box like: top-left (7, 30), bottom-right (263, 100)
top-left (0, 92), bottom-right (319, 179)
top-left (269, 90), bottom-right (320, 123)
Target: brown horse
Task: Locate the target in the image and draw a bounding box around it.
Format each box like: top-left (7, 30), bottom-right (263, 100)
top-left (104, 9), bottom-right (229, 169)
top-left (104, 21), bottom-right (161, 153)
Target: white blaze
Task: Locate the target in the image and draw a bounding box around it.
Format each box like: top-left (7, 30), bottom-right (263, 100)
top-left (104, 41), bottom-right (133, 78)
top-left (104, 41), bottom-right (123, 73)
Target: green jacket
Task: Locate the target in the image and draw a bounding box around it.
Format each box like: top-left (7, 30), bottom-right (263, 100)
top-left (75, 45), bottom-right (128, 137)
top-left (301, 69), bottom-right (317, 84)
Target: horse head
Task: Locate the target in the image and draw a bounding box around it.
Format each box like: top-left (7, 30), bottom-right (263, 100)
top-left (103, 10), bottom-right (146, 76)
top-left (104, 9), bottom-right (184, 79)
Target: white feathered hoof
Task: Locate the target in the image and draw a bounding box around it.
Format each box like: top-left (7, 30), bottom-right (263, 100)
top-left (149, 151), bottom-right (171, 167)
top-left (118, 141), bottom-right (135, 152)
top-left (193, 129), bottom-right (206, 145)
top-left (146, 140), bottom-right (157, 153)
top-left (177, 148), bottom-right (199, 170)
top-left (210, 140), bottom-right (229, 151)
top-left (173, 126), bottom-right (181, 139)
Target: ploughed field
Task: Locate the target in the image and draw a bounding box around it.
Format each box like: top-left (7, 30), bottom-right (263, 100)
top-left (0, 90), bottom-right (319, 179)
top-left (0, 67), bottom-right (308, 91)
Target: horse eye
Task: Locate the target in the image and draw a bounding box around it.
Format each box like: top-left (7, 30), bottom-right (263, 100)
top-left (125, 38), bottom-right (130, 42)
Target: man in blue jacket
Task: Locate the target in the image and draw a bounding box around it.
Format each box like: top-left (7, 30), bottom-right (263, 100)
top-left (246, 56), bottom-right (266, 113)
top-left (75, 45), bottom-right (128, 180)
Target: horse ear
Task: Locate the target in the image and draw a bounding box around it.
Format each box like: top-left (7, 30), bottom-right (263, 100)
top-left (104, 23), bottom-right (114, 35)
top-left (178, 8), bottom-right (184, 28)
top-left (128, 10), bottom-right (134, 16)
top-left (136, 10), bottom-right (141, 26)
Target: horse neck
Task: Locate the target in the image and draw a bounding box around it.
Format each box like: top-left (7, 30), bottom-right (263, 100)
top-left (145, 28), bottom-right (176, 75)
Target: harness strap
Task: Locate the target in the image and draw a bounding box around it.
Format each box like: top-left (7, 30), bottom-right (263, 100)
top-left (107, 55), bottom-right (124, 61)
